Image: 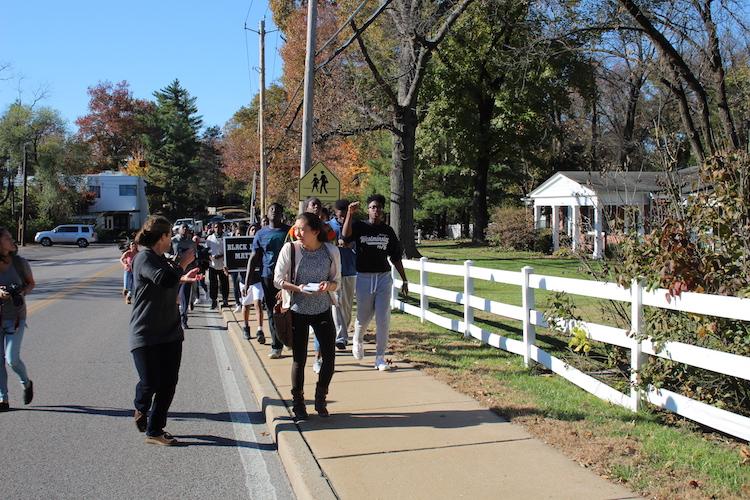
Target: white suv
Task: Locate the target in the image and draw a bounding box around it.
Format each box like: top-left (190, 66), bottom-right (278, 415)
top-left (34, 225), bottom-right (98, 247)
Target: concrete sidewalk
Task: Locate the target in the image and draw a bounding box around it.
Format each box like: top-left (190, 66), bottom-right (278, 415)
top-left (221, 308), bottom-right (638, 500)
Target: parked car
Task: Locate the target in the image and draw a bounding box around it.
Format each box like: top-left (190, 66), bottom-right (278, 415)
top-left (172, 218), bottom-right (204, 235)
top-left (34, 225), bottom-right (98, 247)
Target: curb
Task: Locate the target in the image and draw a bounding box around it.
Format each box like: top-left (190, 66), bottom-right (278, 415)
top-left (219, 309), bottom-right (337, 500)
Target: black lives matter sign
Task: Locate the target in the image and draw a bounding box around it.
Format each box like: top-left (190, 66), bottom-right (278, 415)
top-left (223, 236), bottom-right (254, 272)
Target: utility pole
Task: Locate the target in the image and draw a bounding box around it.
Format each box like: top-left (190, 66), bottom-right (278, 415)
top-left (299, 0), bottom-right (318, 211)
top-left (259, 19), bottom-right (267, 215)
top-left (20, 143), bottom-right (29, 247)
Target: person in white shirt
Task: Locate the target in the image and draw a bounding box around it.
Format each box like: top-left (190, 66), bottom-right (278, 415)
top-left (205, 222), bottom-right (229, 309)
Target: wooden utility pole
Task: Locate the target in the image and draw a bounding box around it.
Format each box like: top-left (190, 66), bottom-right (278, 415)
top-left (20, 143), bottom-right (28, 246)
top-left (299, 0), bottom-right (317, 211)
top-left (258, 19), bottom-right (267, 215)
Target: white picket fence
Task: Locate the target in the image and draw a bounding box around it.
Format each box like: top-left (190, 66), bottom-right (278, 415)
top-left (389, 257), bottom-right (750, 442)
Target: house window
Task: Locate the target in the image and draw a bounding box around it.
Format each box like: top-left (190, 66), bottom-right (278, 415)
top-left (87, 185), bottom-right (101, 198)
top-left (119, 184), bottom-right (137, 196)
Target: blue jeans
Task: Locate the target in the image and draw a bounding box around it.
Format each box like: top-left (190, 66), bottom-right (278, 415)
top-left (0, 319), bottom-right (30, 401)
top-left (123, 270), bottom-right (133, 292)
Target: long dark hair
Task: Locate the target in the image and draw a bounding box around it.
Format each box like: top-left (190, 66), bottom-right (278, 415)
top-left (296, 212), bottom-right (327, 242)
top-left (135, 216), bottom-right (171, 248)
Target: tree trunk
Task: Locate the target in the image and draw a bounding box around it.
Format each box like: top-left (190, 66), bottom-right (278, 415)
top-left (701, 0), bottom-right (740, 150)
top-left (391, 104), bottom-right (420, 258)
top-left (619, 70), bottom-right (644, 168)
top-left (472, 94), bottom-right (492, 243)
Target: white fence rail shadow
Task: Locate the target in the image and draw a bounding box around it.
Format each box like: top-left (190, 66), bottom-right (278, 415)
top-left (390, 257), bottom-right (750, 441)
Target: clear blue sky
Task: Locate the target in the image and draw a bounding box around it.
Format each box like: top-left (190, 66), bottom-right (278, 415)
top-left (0, 0), bottom-right (284, 131)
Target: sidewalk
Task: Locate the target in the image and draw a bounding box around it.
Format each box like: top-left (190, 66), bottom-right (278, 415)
top-left (221, 308), bottom-right (638, 500)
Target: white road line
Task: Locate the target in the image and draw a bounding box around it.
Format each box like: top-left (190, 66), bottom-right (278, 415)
top-left (209, 315), bottom-right (279, 500)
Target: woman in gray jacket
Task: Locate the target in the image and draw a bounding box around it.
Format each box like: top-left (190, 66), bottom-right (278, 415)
top-left (274, 212), bottom-right (341, 421)
top-left (129, 216), bottom-right (201, 445)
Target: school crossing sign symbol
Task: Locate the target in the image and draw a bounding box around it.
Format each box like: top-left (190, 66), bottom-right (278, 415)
top-left (299, 162), bottom-right (340, 204)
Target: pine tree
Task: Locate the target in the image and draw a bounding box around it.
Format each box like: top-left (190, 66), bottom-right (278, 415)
top-left (144, 79), bottom-right (203, 216)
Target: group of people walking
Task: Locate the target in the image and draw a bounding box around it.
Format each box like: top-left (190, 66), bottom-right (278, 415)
top-left (127, 193), bottom-right (409, 443)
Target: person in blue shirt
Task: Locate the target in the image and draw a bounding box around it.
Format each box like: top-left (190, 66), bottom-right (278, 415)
top-left (328, 199), bottom-right (357, 350)
top-left (244, 203), bottom-right (290, 358)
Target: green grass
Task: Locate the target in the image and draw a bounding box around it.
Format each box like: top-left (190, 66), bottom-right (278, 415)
top-left (386, 241), bottom-right (750, 498)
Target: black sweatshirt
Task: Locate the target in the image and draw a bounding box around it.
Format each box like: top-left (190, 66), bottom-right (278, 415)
top-left (129, 249), bottom-right (184, 351)
top-left (346, 219), bottom-right (402, 273)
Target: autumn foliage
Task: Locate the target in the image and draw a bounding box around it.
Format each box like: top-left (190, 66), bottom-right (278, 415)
top-left (75, 81), bottom-right (154, 171)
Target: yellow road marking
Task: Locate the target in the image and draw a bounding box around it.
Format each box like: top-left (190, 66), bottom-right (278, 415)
top-left (26, 262), bottom-right (122, 317)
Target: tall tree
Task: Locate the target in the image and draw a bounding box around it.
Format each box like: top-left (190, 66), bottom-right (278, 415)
top-left (75, 81), bottom-right (154, 171)
top-left (347, 0), bottom-right (476, 257)
top-left (143, 79), bottom-right (203, 216)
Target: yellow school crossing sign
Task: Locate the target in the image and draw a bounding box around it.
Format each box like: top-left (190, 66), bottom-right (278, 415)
top-left (299, 163), bottom-right (340, 203)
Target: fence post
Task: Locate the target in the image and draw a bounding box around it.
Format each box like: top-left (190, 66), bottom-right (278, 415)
top-left (391, 264), bottom-right (397, 310)
top-left (522, 266), bottom-right (536, 368)
top-left (463, 260), bottom-right (473, 339)
top-left (419, 256), bottom-right (428, 323)
top-left (630, 278), bottom-right (646, 411)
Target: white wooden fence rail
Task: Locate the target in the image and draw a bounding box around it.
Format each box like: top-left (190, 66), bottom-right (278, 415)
top-left (390, 258), bottom-right (750, 442)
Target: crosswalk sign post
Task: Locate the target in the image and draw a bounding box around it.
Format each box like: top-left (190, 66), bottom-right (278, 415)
top-left (299, 162), bottom-right (340, 204)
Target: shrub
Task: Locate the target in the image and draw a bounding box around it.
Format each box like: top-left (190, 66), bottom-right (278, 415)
top-left (488, 207), bottom-right (534, 250)
top-left (584, 153), bottom-right (750, 418)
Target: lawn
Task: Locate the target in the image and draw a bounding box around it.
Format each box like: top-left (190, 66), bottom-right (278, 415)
top-left (382, 241), bottom-right (750, 499)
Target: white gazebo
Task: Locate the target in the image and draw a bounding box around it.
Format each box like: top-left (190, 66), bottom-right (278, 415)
top-left (528, 170), bottom-right (681, 258)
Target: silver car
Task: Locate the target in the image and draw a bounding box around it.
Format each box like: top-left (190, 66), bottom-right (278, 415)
top-left (34, 225), bottom-right (98, 247)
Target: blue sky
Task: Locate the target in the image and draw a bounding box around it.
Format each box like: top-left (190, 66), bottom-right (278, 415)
top-left (0, 0), bottom-right (284, 131)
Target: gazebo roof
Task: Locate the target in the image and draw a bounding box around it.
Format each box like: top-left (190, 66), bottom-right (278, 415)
top-left (529, 168), bottom-right (701, 202)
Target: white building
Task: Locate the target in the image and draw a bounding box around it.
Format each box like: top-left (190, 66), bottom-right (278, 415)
top-left (527, 169), bottom-right (699, 258)
top-left (82, 172), bottom-right (149, 231)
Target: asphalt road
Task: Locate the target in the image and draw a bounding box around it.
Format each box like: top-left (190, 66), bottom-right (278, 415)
top-left (0, 244), bottom-right (294, 500)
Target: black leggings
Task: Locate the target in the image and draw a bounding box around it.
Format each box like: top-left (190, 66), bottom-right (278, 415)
top-left (291, 310), bottom-right (335, 395)
top-left (132, 340), bottom-right (182, 437)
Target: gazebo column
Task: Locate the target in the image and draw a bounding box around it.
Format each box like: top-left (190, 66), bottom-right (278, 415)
top-left (593, 203), bottom-right (604, 259)
top-left (571, 205), bottom-right (580, 252)
top-left (551, 205), bottom-right (559, 252)
top-left (533, 204), bottom-right (543, 229)
top-left (637, 205), bottom-right (645, 236)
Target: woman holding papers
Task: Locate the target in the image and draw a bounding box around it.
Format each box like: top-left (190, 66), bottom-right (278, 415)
top-left (274, 212), bottom-right (341, 421)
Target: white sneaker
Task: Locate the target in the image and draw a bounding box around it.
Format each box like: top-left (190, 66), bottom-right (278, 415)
top-left (312, 357), bottom-right (322, 374)
top-left (374, 356), bottom-right (392, 371)
top-left (233, 304), bottom-right (242, 313)
top-left (268, 349), bottom-right (282, 359)
top-left (352, 341), bottom-right (364, 360)
top-left (193, 298), bottom-right (200, 306)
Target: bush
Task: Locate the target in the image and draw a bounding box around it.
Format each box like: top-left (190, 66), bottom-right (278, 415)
top-left (487, 207), bottom-right (534, 250)
top-left (487, 207), bottom-right (552, 253)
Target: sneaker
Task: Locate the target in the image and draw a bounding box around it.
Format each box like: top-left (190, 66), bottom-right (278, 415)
top-left (257, 331), bottom-right (266, 345)
top-left (268, 348), bottom-right (282, 359)
top-left (125, 294), bottom-right (132, 305)
top-left (181, 321), bottom-right (189, 330)
top-left (352, 341), bottom-right (364, 360)
top-left (23, 380), bottom-right (33, 405)
top-left (234, 304), bottom-right (242, 313)
top-left (0, 401), bottom-right (9, 412)
top-left (134, 409), bottom-right (147, 433)
top-left (335, 340), bottom-right (347, 351)
top-left (145, 432), bottom-right (178, 446)
top-left (374, 356), bottom-right (392, 371)
top-left (312, 357), bottom-right (322, 374)
top-left (222, 301), bottom-right (230, 308)
top-left (243, 326), bottom-right (252, 340)
top-left (193, 298), bottom-right (201, 306)
top-left (210, 301), bottom-right (218, 310)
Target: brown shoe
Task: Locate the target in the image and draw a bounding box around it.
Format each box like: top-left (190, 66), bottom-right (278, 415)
top-left (134, 409), bottom-right (147, 433)
top-left (145, 432), bottom-right (178, 446)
